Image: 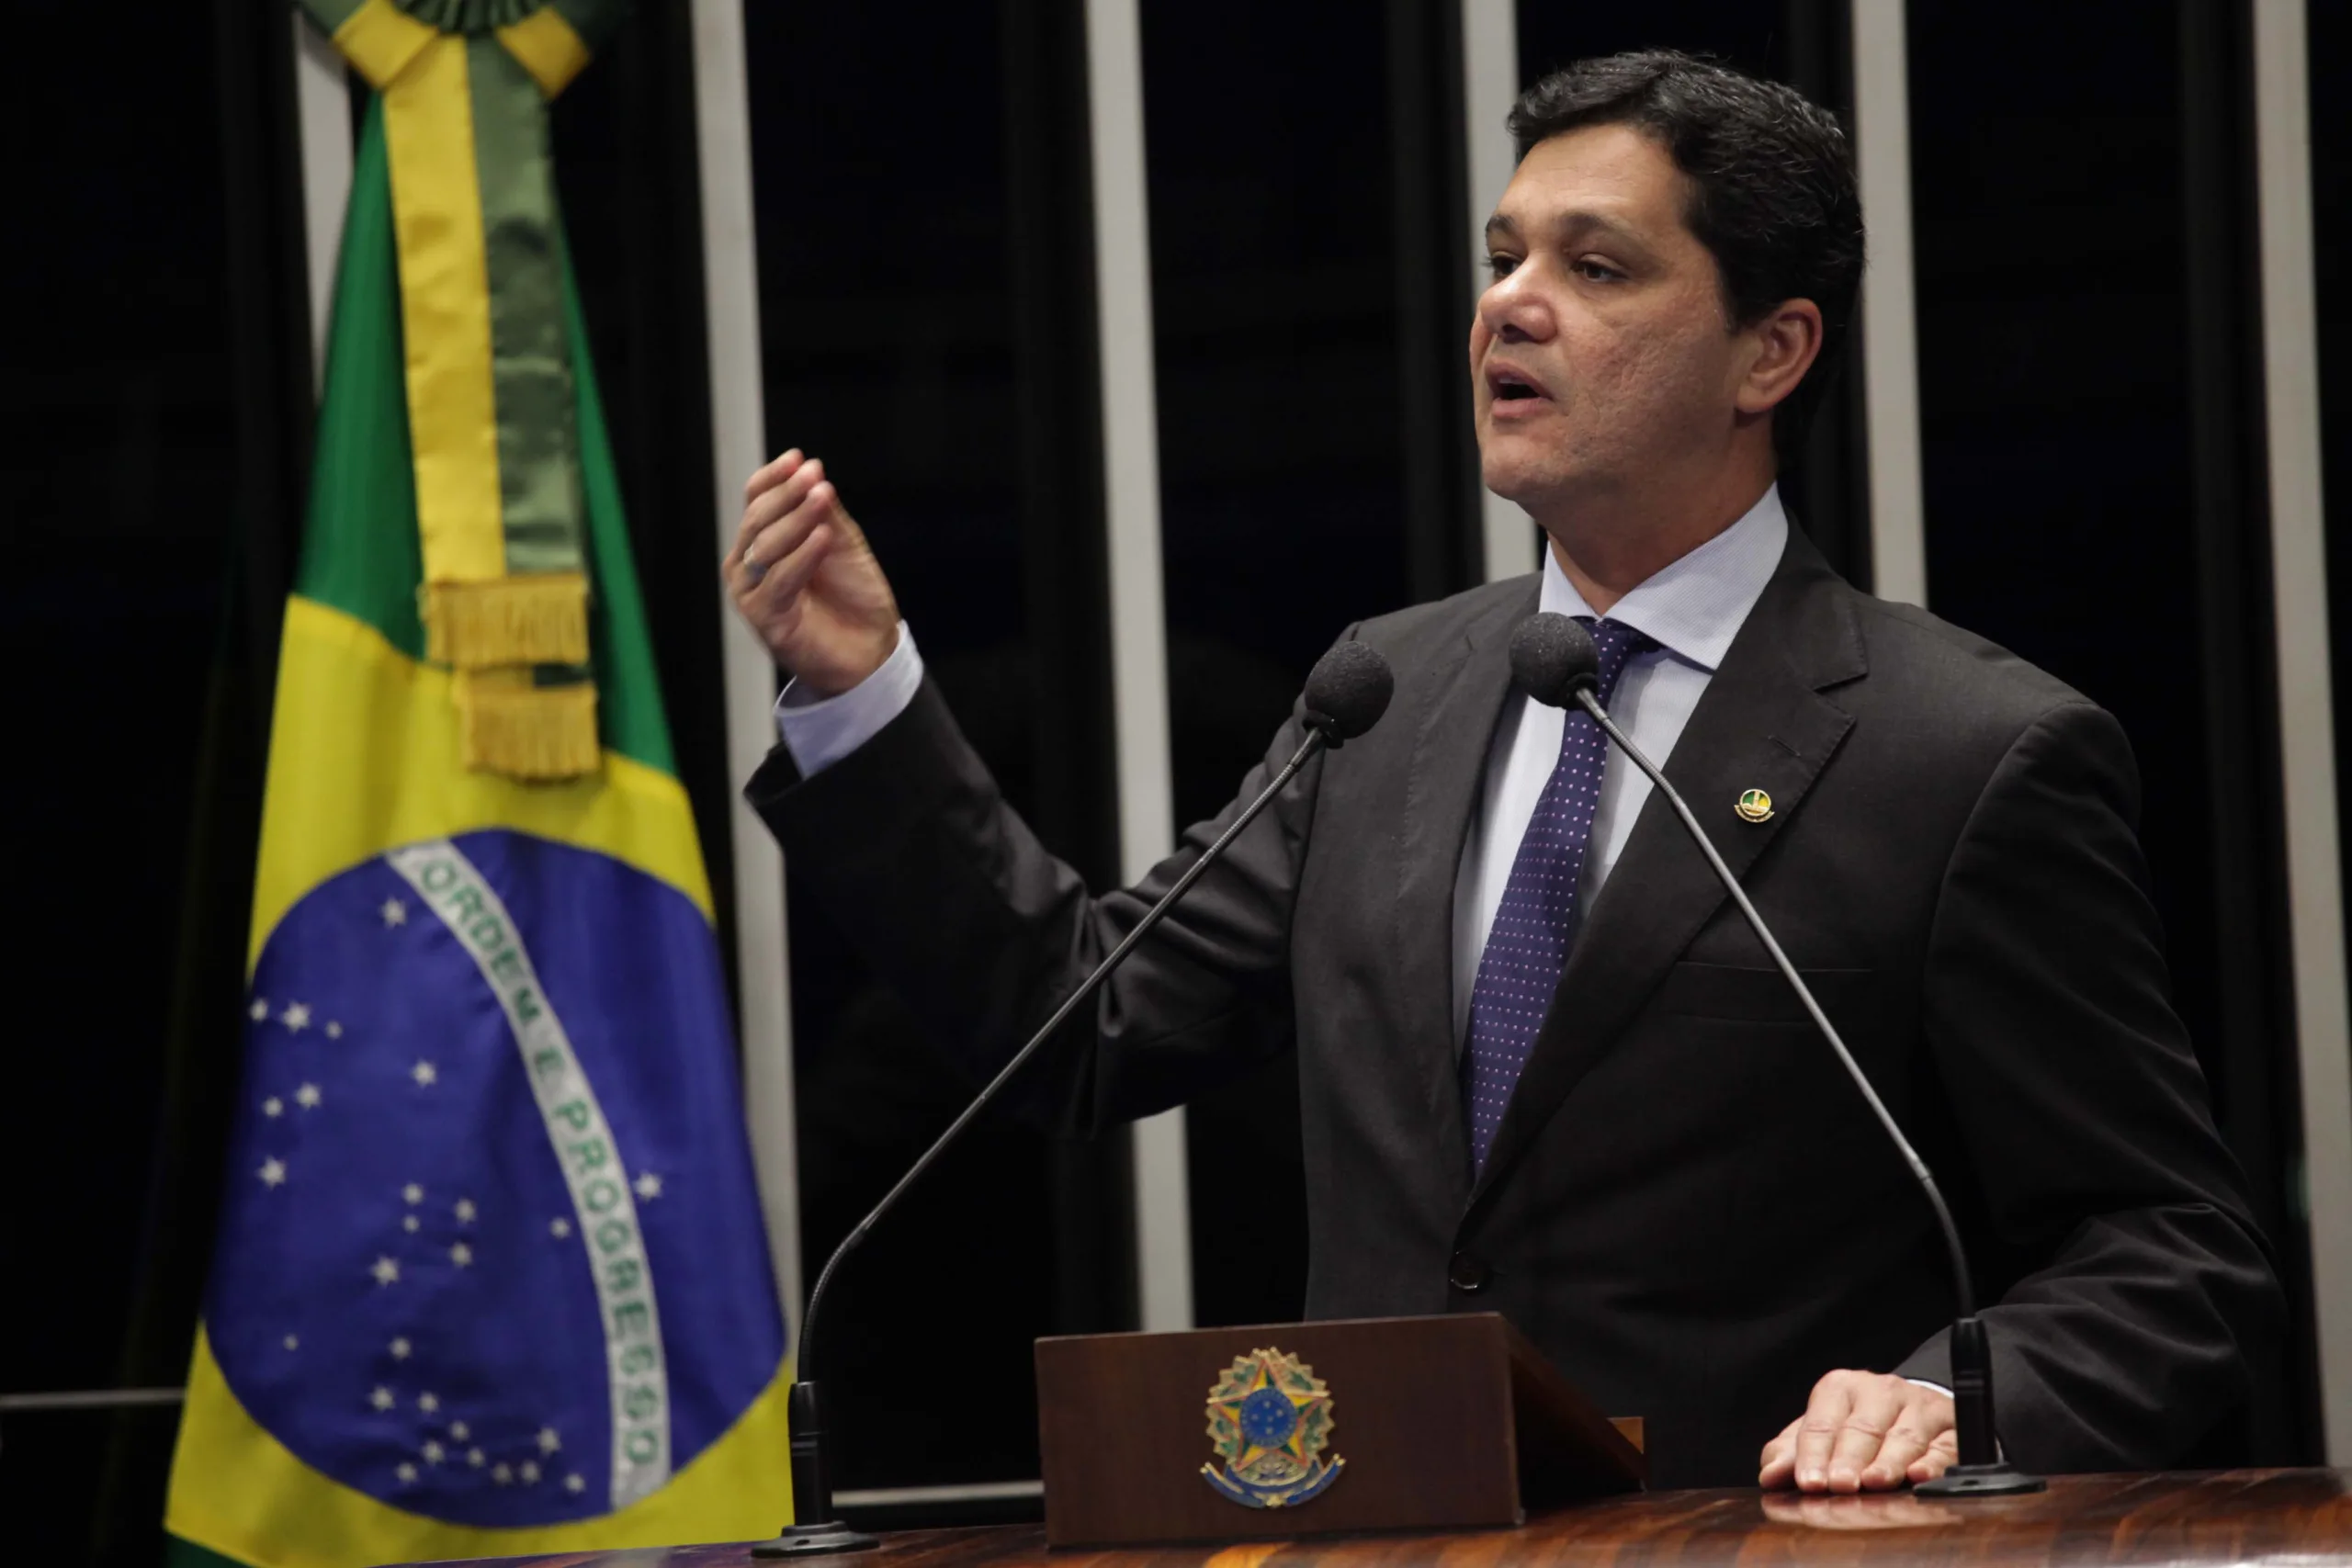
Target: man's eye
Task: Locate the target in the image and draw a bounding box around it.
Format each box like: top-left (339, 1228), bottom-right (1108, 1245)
top-left (1485, 253), bottom-right (1520, 279)
top-left (1575, 258), bottom-right (1625, 282)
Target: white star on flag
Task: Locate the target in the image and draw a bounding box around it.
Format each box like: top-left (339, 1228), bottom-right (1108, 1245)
top-left (537, 1427), bottom-right (561, 1454)
top-left (469, 1448), bottom-right (486, 1468)
top-left (396, 1462), bottom-right (418, 1484)
top-left (450, 1420), bottom-right (469, 1440)
top-left (282, 1335), bottom-right (299, 1350)
top-left (422, 1440), bottom-right (445, 1464)
top-left (450, 1243), bottom-right (473, 1268)
top-left (565, 1473), bottom-right (586, 1494)
top-left (633, 1171), bottom-right (663, 1201)
top-left (390, 1337), bottom-right (412, 1359)
top-left (520, 1461), bottom-right (541, 1483)
top-left (402, 1216), bottom-right (420, 1234)
top-left (381, 897), bottom-right (408, 927)
top-left (413, 1061), bottom-right (438, 1087)
top-left (281, 1002), bottom-right (311, 1032)
top-left (454, 1198), bottom-right (477, 1223)
top-left (257, 1158), bottom-right (288, 1189)
top-left (371, 1256), bottom-right (400, 1286)
top-left (418, 1392), bottom-right (439, 1413)
top-left (294, 1083), bottom-right (321, 1110)
top-left (325, 1021), bottom-right (343, 1039)
top-left (370, 1386), bottom-right (394, 1411)
top-left (549, 1217), bottom-right (572, 1239)
top-left (403, 1184), bottom-right (424, 1204)
top-left (249, 998), bottom-right (268, 1021)
top-left (492, 1463), bottom-right (514, 1484)
top-left (262, 1098), bottom-right (284, 1118)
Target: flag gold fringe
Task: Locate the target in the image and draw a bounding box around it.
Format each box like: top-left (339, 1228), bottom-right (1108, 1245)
top-left (456, 670), bottom-right (601, 781)
top-left (424, 573), bottom-right (590, 669)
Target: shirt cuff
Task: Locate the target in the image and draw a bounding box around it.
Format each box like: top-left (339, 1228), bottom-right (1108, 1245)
top-left (773, 623), bottom-right (922, 775)
top-left (1905, 1378), bottom-right (1952, 1400)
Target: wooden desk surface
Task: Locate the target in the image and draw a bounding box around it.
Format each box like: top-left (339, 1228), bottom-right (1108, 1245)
top-left (413, 1470), bottom-right (2352, 1567)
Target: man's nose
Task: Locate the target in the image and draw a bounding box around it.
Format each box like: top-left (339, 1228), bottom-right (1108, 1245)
top-left (1476, 270), bottom-right (1550, 345)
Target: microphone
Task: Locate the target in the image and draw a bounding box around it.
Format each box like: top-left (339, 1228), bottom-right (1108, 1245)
top-left (752, 639), bottom-right (1398, 1556)
top-left (1507, 612), bottom-right (2042, 1499)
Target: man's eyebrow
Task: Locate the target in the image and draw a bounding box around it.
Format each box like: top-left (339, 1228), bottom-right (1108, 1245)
top-left (1485, 208), bottom-right (1648, 249)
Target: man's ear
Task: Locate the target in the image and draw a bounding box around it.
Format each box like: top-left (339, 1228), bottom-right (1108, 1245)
top-left (1736, 298), bottom-right (1826, 416)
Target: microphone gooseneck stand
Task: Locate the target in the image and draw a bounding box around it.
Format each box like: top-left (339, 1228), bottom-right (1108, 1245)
top-left (1510, 610), bottom-right (2041, 1497)
top-left (750, 643), bottom-right (1395, 1556)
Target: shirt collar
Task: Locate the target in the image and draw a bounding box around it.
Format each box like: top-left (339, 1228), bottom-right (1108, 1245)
top-left (1538, 484), bottom-right (1790, 674)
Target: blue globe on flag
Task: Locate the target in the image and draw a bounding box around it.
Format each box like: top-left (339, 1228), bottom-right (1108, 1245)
top-left (208, 830), bottom-right (783, 1528)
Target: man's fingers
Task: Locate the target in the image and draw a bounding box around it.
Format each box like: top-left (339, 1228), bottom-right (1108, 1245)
top-left (1824, 1380), bottom-right (1902, 1492)
top-left (739, 482), bottom-right (844, 598)
top-left (1757, 1416), bottom-right (1801, 1489)
top-left (739, 457), bottom-right (828, 565)
top-left (741, 447), bottom-right (805, 508)
top-left (1860, 1418), bottom-right (1931, 1489)
top-left (726, 454), bottom-right (799, 583)
top-left (744, 522), bottom-right (837, 612)
top-left (1791, 1377), bottom-right (1854, 1492)
top-left (1908, 1427), bottom-right (1962, 1483)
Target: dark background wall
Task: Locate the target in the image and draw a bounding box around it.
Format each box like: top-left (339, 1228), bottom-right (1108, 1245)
top-left (744, 0), bottom-right (1134, 1500)
top-left (3, 0), bottom-right (2336, 1559)
top-left (1, 2), bottom-right (311, 1561)
top-left (1905, 0), bottom-right (2309, 1459)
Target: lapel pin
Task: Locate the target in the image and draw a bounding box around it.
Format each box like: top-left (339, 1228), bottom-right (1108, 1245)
top-left (1735, 788), bottom-right (1774, 824)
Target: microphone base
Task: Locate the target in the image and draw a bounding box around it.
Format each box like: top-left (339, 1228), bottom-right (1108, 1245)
top-left (1915, 1461), bottom-right (2047, 1497)
top-left (748, 1520), bottom-right (882, 1557)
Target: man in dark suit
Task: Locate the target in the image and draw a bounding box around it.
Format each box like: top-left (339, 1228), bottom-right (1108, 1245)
top-left (722, 52), bottom-right (2278, 1492)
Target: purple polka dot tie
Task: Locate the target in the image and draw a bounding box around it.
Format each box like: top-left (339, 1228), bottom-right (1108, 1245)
top-left (1461, 617), bottom-right (1656, 1175)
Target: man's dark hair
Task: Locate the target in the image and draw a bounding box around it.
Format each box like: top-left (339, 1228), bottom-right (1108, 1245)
top-left (1508, 51), bottom-right (1864, 468)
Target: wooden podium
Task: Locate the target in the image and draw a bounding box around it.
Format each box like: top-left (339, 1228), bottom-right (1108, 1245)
top-left (1032, 1313), bottom-right (1645, 1548)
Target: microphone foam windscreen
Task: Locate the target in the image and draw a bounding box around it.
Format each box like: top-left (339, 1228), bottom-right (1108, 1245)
top-left (1509, 612), bottom-right (1600, 709)
top-left (1302, 640), bottom-right (1396, 742)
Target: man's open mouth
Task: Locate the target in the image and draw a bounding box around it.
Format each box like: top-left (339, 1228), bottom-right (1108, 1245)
top-left (1487, 366), bottom-right (1545, 401)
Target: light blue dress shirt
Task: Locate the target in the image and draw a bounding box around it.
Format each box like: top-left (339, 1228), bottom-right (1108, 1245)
top-left (1450, 485), bottom-right (1787, 1043)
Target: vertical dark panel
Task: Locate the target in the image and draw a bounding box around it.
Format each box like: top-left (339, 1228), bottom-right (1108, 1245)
top-left (1388, 0), bottom-right (1485, 601)
top-left (1909, 0), bottom-right (2305, 1460)
top-left (0, 1), bottom-right (311, 1562)
top-left (999, 0), bottom-right (1136, 1345)
top-left (1139, 0), bottom-right (1435, 1330)
top-left (2176, 0), bottom-right (2311, 1464)
top-left (1512, 0), bottom-right (1868, 582)
top-left (745, 0), bottom-right (1125, 1495)
top-left (1142, 0), bottom-right (1518, 1328)
top-left (2322, 1), bottom-right (2352, 923)
top-left (1779, 0), bottom-right (1870, 587)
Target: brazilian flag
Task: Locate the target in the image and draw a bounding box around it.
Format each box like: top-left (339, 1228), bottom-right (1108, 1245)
top-left (164, 6), bottom-right (790, 1564)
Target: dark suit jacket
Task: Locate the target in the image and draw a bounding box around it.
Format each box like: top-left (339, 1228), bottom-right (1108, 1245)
top-left (748, 526), bottom-right (2279, 1488)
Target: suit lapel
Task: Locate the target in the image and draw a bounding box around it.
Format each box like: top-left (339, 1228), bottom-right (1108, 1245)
top-left (1394, 579), bottom-right (1537, 1201)
top-left (1465, 531), bottom-right (1868, 1212)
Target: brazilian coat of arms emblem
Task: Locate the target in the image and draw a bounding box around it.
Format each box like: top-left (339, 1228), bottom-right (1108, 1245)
top-left (1201, 1347), bottom-right (1346, 1507)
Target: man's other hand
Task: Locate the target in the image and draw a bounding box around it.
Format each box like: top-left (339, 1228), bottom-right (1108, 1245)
top-left (1758, 1371), bottom-right (1957, 1493)
top-left (724, 449), bottom-right (900, 695)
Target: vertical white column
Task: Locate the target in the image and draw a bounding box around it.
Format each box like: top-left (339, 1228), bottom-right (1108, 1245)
top-left (291, 15), bottom-right (352, 393)
top-left (2255, 0), bottom-right (2352, 1462)
top-left (688, 0), bottom-right (804, 1339)
top-left (1460, 0), bottom-right (1535, 583)
top-left (1849, 0), bottom-right (1928, 606)
top-left (1083, 0), bottom-right (1192, 1333)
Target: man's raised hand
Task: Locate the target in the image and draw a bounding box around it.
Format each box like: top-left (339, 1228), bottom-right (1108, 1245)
top-left (724, 449), bottom-right (901, 696)
top-left (1758, 1370), bottom-right (1958, 1494)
